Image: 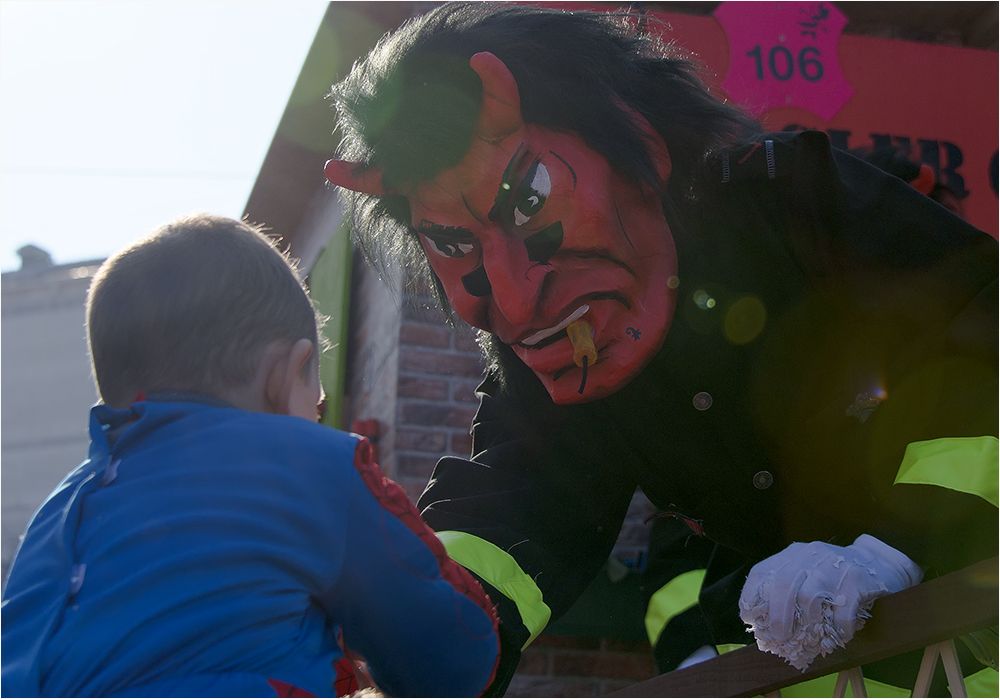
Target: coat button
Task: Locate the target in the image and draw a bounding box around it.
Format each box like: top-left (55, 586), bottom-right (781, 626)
top-left (753, 471), bottom-right (773, 489)
top-left (692, 392), bottom-right (713, 411)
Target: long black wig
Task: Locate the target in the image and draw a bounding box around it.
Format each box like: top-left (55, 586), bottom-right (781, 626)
top-left (330, 2), bottom-right (759, 390)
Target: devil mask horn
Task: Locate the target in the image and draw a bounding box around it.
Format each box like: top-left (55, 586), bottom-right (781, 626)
top-left (469, 52), bottom-right (524, 141)
top-left (324, 52), bottom-right (525, 194)
top-left (324, 159), bottom-right (389, 196)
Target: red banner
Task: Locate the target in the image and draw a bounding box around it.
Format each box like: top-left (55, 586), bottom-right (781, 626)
top-left (533, 2), bottom-right (999, 237)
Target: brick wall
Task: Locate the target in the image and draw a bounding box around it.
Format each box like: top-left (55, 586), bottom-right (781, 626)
top-left (508, 635), bottom-right (657, 697)
top-left (393, 293), bottom-right (484, 502)
top-left (343, 258), bottom-right (659, 695)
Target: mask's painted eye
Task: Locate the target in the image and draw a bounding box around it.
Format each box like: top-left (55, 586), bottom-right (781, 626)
top-left (513, 161), bottom-right (550, 227)
top-left (428, 238), bottom-right (475, 258)
top-left (418, 223), bottom-right (477, 259)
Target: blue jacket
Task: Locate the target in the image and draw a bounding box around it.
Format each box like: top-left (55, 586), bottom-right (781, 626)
top-left (2, 399), bottom-right (498, 697)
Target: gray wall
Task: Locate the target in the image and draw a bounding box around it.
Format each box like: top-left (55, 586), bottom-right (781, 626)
top-left (2, 261), bottom-right (101, 582)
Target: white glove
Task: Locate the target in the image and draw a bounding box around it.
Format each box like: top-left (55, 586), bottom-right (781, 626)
top-left (739, 534), bottom-right (924, 671)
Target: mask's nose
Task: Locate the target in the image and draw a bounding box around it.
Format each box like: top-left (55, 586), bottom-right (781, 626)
top-left (480, 233), bottom-right (542, 329)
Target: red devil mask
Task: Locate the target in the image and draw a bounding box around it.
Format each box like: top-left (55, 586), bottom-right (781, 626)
top-left (327, 52), bottom-right (679, 404)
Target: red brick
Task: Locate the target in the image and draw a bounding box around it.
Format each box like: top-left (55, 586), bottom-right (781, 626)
top-left (395, 428), bottom-right (447, 453)
top-left (451, 378), bottom-right (482, 403)
top-left (449, 431), bottom-right (473, 456)
top-left (531, 634), bottom-right (602, 650)
top-left (506, 677), bottom-right (598, 698)
top-left (396, 453), bottom-right (438, 478)
top-left (551, 652), bottom-right (655, 681)
top-left (399, 402), bottom-right (478, 429)
top-left (453, 328), bottom-right (482, 353)
top-left (601, 638), bottom-right (652, 654)
top-left (397, 478), bottom-right (431, 504)
top-left (397, 376), bottom-right (448, 400)
top-left (400, 347), bottom-right (486, 377)
top-left (515, 649), bottom-right (550, 675)
top-left (400, 321), bottom-right (451, 349)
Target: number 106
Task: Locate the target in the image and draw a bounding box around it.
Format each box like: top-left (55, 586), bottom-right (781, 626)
top-left (746, 45), bottom-right (824, 82)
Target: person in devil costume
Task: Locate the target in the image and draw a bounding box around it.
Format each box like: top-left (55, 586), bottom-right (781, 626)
top-left (325, 3), bottom-right (998, 695)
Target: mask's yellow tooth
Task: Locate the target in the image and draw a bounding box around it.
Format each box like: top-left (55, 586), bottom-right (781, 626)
top-left (566, 319), bottom-right (597, 368)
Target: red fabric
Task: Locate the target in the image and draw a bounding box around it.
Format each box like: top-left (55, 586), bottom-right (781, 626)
top-left (910, 163), bottom-right (936, 195)
top-left (351, 437), bottom-right (501, 693)
top-left (332, 657), bottom-right (360, 697)
top-left (267, 677), bottom-right (317, 698)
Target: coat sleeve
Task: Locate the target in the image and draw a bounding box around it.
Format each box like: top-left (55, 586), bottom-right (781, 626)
top-left (745, 131), bottom-right (998, 578)
top-left (328, 438), bottom-right (500, 698)
top-left (823, 138), bottom-right (998, 578)
top-left (417, 373), bottom-right (639, 693)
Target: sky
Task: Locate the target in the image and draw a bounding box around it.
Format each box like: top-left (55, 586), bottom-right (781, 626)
top-left (0, 0), bottom-right (330, 272)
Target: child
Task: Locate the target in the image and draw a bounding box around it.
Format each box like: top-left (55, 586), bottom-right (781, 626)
top-left (0, 215), bottom-right (500, 698)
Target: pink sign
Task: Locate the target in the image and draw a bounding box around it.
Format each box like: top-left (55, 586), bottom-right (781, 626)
top-left (714, 2), bottom-right (853, 121)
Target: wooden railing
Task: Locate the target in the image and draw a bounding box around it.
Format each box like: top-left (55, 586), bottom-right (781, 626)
top-left (609, 556), bottom-right (998, 698)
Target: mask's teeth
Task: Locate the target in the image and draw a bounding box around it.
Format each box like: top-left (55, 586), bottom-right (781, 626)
top-left (523, 305), bottom-right (589, 346)
top-left (566, 319), bottom-right (597, 369)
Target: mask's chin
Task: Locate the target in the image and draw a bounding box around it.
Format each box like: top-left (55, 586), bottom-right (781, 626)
top-left (533, 347), bottom-right (653, 405)
top-left (536, 308), bottom-right (673, 404)
top-left (543, 374), bottom-right (614, 405)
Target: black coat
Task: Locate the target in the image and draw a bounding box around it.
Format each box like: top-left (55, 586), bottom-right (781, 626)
top-left (417, 131), bottom-right (998, 685)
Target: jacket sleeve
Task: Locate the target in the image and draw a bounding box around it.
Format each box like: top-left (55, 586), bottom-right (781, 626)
top-left (738, 131), bottom-right (998, 578)
top-left (417, 373), bottom-right (639, 693)
top-left (329, 438), bottom-right (500, 698)
top-left (825, 139), bottom-right (998, 578)
top-left (0, 464), bottom-right (98, 698)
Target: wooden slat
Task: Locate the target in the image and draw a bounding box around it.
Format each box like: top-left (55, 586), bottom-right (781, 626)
top-left (609, 556), bottom-right (998, 698)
